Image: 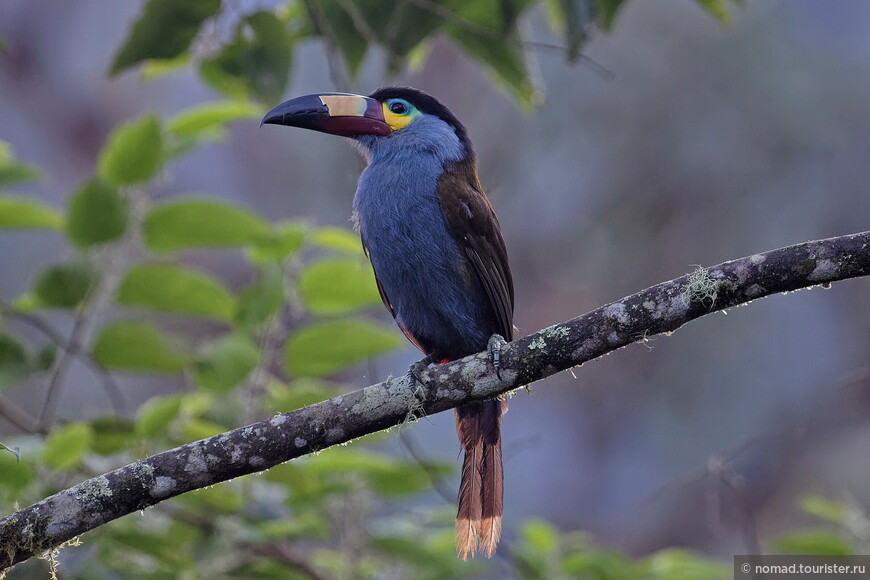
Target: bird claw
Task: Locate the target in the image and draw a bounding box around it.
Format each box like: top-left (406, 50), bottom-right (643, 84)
top-left (406, 355), bottom-right (435, 422)
top-left (407, 355), bottom-right (434, 386)
top-left (488, 334), bottom-right (507, 380)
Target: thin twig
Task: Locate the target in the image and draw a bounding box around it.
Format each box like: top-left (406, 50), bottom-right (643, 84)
top-left (248, 543), bottom-right (332, 580)
top-left (0, 299), bottom-right (126, 417)
top-left (0, 394), bottom-right (38, 433)
top-left (337, 0), bottom-right (395, 60)
top-left (38, 306), bottom-right (91, 429)
top-left (243, 310), bottom-right (285, 424)
top-left (719, 467), bottom-right (763, 555)
top-left (302, 0), bottom-right (350, 91)
top-left (36, 188), bottom-right (150, 427)
top-left (399, 430), bottom-right (455, 503)
top-left (521, 41), bottom-right (613, 79)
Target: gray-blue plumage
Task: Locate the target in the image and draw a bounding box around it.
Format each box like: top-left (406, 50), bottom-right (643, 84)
top-left (352, 114), bottom-right (493, 359)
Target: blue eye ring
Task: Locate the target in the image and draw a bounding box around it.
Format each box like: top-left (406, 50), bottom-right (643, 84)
top-left (388, 99), bottom-right (410, 115)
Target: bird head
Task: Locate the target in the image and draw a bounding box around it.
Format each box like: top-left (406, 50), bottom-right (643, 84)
top-left (261, 86), bottom-right (472, 163)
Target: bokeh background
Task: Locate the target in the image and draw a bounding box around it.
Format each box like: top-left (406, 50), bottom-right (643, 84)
top-left (2, 0), bottom-right (869, 563)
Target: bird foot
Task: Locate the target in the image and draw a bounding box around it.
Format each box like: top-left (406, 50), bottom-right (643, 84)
top-left (488, 334), bottom-right (507, 380)
top-left (407, 354), bottom-right (435, 386)
top-left (404, 355), bottom-right (435, 424)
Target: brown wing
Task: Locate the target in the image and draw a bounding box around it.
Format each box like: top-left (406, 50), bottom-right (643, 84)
top-left (437, 162), bottom-right (514, 342)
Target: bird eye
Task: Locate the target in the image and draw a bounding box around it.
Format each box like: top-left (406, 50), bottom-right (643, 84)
top-left (389, 100), bottom-right (408, 115)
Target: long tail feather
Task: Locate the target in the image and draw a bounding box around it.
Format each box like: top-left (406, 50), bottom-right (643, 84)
top-left (455, 399), bottom-right (505, 559)
top-left (479, 399), bottom-right (504, 557)
top-left (455, 440), bottom-right (483, 559)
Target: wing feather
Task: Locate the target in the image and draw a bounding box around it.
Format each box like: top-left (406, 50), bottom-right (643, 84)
top-left (437, 163), bottom-right (514, 342)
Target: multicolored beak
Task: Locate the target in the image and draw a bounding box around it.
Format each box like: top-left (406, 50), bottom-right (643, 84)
top-left (260, 93), bottom-right (391, 137)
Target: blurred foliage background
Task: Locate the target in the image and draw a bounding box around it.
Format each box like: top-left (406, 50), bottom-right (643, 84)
top-left (1, 0), bottom-right (869, 578)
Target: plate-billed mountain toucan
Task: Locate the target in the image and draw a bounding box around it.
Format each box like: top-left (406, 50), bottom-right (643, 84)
top-left (262, 87), bottom-right (514, 559)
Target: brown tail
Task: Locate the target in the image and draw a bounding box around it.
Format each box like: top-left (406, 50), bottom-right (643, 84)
top-left (454, 398), bottom-right (506, 559)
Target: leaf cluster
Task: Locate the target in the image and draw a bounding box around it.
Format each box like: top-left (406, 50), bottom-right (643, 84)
top-left (107, 0), bottom-right (743, 107)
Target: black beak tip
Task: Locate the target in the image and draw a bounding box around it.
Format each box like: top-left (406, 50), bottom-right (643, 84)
top-left (259, 110), bottom-right (285, 128)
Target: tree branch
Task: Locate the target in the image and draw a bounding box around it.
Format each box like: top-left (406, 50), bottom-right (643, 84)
top-left (1, 231), bottom-right (868, 571)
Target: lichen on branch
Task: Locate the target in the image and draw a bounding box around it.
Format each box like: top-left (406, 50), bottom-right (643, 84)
top-left (1, 230), bottom-right (868, 571)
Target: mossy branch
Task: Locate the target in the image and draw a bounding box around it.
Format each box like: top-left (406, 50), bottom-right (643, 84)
top-left (1, 230), bottom-right (869, 571)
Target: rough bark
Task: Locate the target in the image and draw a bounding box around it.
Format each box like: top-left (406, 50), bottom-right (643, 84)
top-left (1, 230), bottom-right (868, 571)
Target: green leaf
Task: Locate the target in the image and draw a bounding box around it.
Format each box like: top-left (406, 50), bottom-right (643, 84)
top-left (136, 394), bottom-right (183, 437)
top-left (97, 114), bottom-right (164, 186)
top-left (0, 196), bottom-right (62, 229)
top-left (645, 549), bottom-right (730, 580)
top-left (108, 526), bottom-right (198, 567)
top-left (0, 141), bottom-right (39, 187)
top-left (90, 416), bottom-right (136, 455)
top-left (263, 463), bottom-right (324, 501)
top-left (179, 484), bottom-right (245, 513)
top-left (522, 519), bottom-right (560, 555)
top-left (257, 513), bottom-right (329, 540)
top-left (317, 0), bottom-right (450, 74)
top-left (109, 0), bottom-right (222, 76)
top-left (117, 263), bottom-right (235, 321)
top-left (65, 178), bottom-right (128, 248)
top-left (32, 262), bottom-right (98, 309)
top-left (313, 1), bottom-right (370, 77)
top-left (446, 2), bottom-right (537, 107)
top-left (371, 535), bottom-right (450, 570)
top-left (0, 442), bottom-right (19, 461)
top-left (285, 319), bottom-right (402, 377)
top-left (694, 0), bottom-right (732, 25)
top-left (247, 221), bottom-right (306, 263)
top-left (235, 263), bottom-right (286, 329)
top-left (311, 226), bottom-right (362, 254)
top-left (265, 378), bottom-right (337, 412)
top-left (42, 422), bottom-right (94, 470)
top-left (33, 344), bottom-right (56, 371)
top-left (168, 100), bottom-right (261, 137)
top-left (299, 258), bottom-right (381, 315)
top-left (143, 198), bottom-right (271, 252)
top-left (167, 100), bottom-right (261, 155)
top-left (561, 546), bottom-right (637, 577)
top-left (0, 332), bottom-right (29, 389)
top-left (141, 52), bottom-right (189, 80)
top-left (179, 418), bottom-right (228, 442)
top-left (200, 12), bottom-right (293, 104)
top-left (595, 0), bottom-right (628, 30)
top-left (93, 320), bottom-right (186, 373)
top-left (771, 529), bottom-right (852, 556)
top-left (307, 447), bottom-right (433, 495)
top-left (0, 449), bottom-right (33, 490)
top-left (801, 495), bottom-right (846, 524)
top-left (192, 335), bottom-right (259, 392)
top-left (179, 391), bottom-right (213, 418)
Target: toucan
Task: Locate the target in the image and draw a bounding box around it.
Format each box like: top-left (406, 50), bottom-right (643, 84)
top-left (262, 87), bottom-right (514, 559)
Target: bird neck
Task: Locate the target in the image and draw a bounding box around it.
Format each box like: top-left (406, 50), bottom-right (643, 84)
top-left (352, 147), bottom-right (445, 226)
